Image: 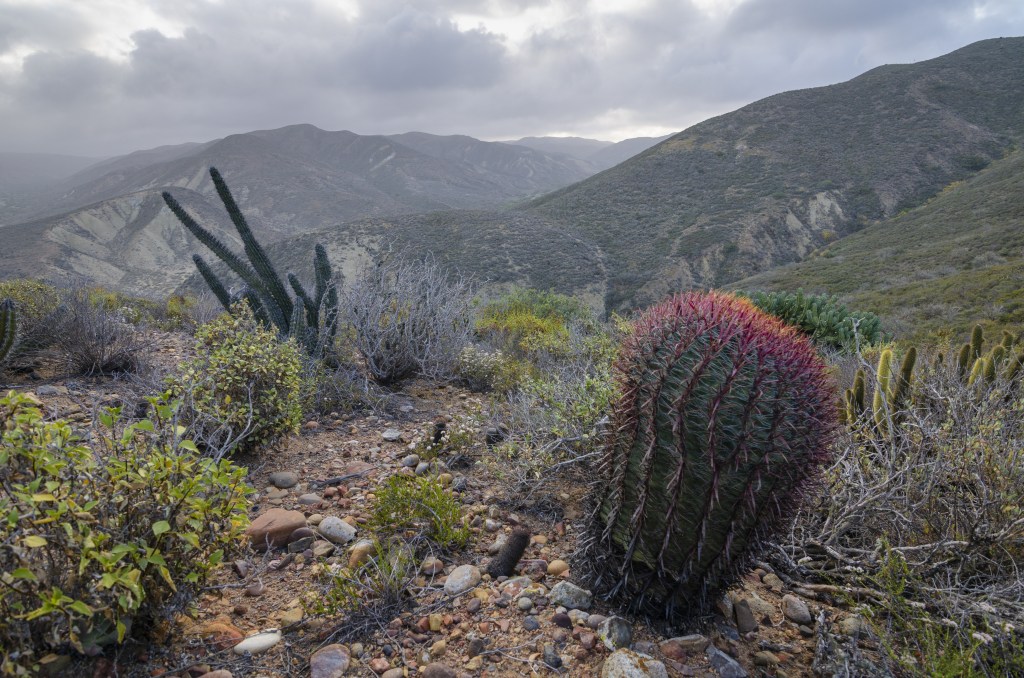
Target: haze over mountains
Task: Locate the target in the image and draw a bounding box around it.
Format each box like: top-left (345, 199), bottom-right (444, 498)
top-left (1, 37), bottom-right (1022, 334)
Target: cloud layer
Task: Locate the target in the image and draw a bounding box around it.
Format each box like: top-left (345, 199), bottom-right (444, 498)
top-left (1, 0), bottom-right (1022, 155)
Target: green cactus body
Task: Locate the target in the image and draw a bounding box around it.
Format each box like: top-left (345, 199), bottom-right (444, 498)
top-left (957, 344), bottom-right (972, 379)
top-left (1001, 330), bottom-right (1015, 351)
top-left (872, 349), bottom-right (893, 427)
top-left (163, 168), bottom-right (339, 358)
top-left (989, 345), bottom-right (1006, 367)
top-left (888, 348), bottom-right (916, 409)
top-left (1006, 349), bottom-right (1024, 382)
top-left (0, 299), bottom-right (15, 365)
top-left (970, 324), bottom-right (985, 361)
top-left (968, 357), bottom-right (987, 386)
top-left (589, 292), bottom-right (836, 621)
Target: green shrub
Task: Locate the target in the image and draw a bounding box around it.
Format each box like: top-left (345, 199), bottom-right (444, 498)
top-left (455, 345), bottom-right (532, 393)
top-left (370, 475), bottom-right (469, 549)
top-left (0, 392), bottom-right (251, 675)
top-left (744, 289), bottom-right (883, 351)
top-left (476, 287), bottom-right (599, 359)
top-left (170, 303), bottom-right (302, 456)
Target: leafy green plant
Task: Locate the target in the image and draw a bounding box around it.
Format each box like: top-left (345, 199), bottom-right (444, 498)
top-left (588, 291), bottom-right (837, 621)
top-left (0, 392), bottom-right (252, 675)
top-left (169, 303), bottom-right (302, 456)
top-left (370, 475), bottom-right (469, 549)
top-left (476, 287), bottom-right (600, 360)
top-left (744, 289), bottom-right (883, 352)
top-left (455, 345), bottom-right (532, 393)
top-left (162, 167), bottom-right (340, 357)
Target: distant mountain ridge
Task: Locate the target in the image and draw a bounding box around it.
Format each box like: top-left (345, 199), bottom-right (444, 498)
top-left (503, 134), bottom-right (671, 171)
top-left (527, 36), bottom-right (1024, 310)
top-left (2, 37), bottom-right (1022, 326)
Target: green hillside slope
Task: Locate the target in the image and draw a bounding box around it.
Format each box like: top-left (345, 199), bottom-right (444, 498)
top-left (528, 37), bottom-right (1024, 311)
top-left (733, 148), bottom-right (1024, 340)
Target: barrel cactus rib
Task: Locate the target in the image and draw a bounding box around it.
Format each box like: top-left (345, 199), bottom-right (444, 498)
top-left (589, 292), bottom-right (836, 622)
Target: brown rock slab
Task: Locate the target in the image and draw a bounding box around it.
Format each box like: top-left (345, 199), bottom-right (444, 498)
top-left (246, 509), bottom-right (306, 550)
top-left (422, 663), bottom-right (457, 678)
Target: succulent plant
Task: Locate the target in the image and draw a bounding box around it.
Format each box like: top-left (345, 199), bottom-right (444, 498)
top-left (162, 167), bottom-right (339, 358)
top-left (587, 291), bottom-right (836, 621)
top-left (0, 299), bottom-right (15, 366)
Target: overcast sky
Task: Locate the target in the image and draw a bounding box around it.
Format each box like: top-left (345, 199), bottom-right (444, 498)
top-left (1, 0), bottom-right (1022, 156)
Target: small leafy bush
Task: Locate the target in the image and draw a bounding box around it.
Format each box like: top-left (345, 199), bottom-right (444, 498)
top-left (307, 538), bottom-right (417, 641)
top-left (345, 257), bottom-right (475, 384)
top-left (476, 287), bottom-right (599, 360)
top-left (455, 345), bottom-right (532, 393)
top-left (170, 303), bottom-right (302, 456)
top-left (370, 475), bottom-right (469, 549)
top-left (0, 392), bottom-right (252, 675)
top-left (744, 289), bottom-right (883, 351)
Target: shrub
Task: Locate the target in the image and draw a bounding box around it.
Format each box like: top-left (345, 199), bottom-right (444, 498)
top-left (587, 291), bottom-right (836, 621)
top-left (54, 286), bottom-right (150, 376)
top-left (0, 279), bottom-right (63, 365)
top-left (344, 257), bottom-right (474, 384)
top-left (170, 303), bottom-right (302, 456)
top-left (370, 475), bottom-right (469, 549)
top-left (455, 345), bottom-right (532, 393)
top-left (476, 287), bottom-right (599, 360)
top-left (0, 392), bottom-right (251, 675)
top-left (744, 289), bottom-right (883, 352)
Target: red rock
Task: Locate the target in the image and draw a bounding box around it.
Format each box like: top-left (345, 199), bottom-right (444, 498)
top-left (199, 622), bottom-right (244, 651)
top-left (368, 657), bottom-right (390, 674)
top-left (246, 509), bottom-right (307, 550)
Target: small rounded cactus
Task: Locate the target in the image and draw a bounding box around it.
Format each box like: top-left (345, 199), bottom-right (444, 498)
top-left (586, 291), bottom-right (837, 622)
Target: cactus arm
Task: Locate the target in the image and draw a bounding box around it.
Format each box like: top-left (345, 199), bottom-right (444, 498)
top-left (192, 254), bottom-right (233, 311)
top-left (970, 324), bottom-right (985, 360)
top-left (288, 272), bottom-right (318, 325)
top-left (0, 299), bottom-right (16, 364)
top-left (209, 167), bottom-right (293, 325)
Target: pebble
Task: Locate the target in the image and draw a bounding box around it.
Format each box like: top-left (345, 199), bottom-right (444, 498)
top-left (318, 516), bottom-right (357, 544)
top-left (839, 615), bottom-right (868, 637)
top-left (421, 556), bottom-right (445, 575)
top-left (735, 598), bottom-right (758, 633)
top-left (523, 615), bottom-right (540, 631)
top-left (430, 639), bottom-right (447, 658)
top-left (466, 597), bottom-right (481, 613)
top-left (754, 651), bottom-right (780, 667)
top-left (444, 565), bottom-right (481, 596)
top-left (706, 645), bottom-right (748, 678)
top-left (297, 493), bottom-right (322, 505)
top-left (568, 609), bottom-right (589, 625)
top-left (422, 663), bottom-right (457, 678)
top-left (517, 596), bottom-right (534, 611)
top-left (381, 670), bottom-right (403, 678)
top-left (368, 657), bottom-right (390, 674)
top-left (269, 471), bottom-right (299, 489)
top-left (487, 534), bottom-right (507, 555)
top-left (547, 559), bottom-right (569, 576)
top-left (484, 518), bottom-right (500, 532)
top-left (382, 429), bottom-right (403, 442)
top-left (232, 629), bottom-right (281, 655)
top-left (580, 631), bottom-right (597, 650)
top-left (762, 573), bottom-right (785, 592)
top-left (415, 462), bottom-right (431, 475)
top-left (551, 612), bottom-right (572, 628)
top-left (659, 634), bottom-right (709, 659)
top-left (548, 581), bottom-right (592, 610)
top-left (310, 644), bottom-right (350, 678)
top-left (542, 643), bottom-right (563, 669)
top-left (782, 594), bottom-right (813, 625)
top-left (598, 616), bottom-right (633, 650)
top-left (600, 649), bottom-right (669, 678)
top-left (401, 454), bottom-right (420, 467)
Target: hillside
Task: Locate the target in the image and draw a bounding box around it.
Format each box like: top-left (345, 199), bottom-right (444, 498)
top-left (177, 209), bottom-right (608, 308)
top-left (504, 134), bottom-right (671, 171)
top-left (528, 37), bottom-right (1024, 311)
top-left (733, 147), bottom-right (1024, 340)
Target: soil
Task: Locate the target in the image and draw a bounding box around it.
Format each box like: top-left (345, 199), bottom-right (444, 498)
top-left (4, 337), bottom-right (881, 678)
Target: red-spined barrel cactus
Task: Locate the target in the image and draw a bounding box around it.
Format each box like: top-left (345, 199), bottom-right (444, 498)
top-left (587, 291), bottom-right (837, 621)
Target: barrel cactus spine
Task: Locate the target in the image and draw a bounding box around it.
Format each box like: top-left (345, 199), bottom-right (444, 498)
top-left (586, 291), bottom-right (837, 622)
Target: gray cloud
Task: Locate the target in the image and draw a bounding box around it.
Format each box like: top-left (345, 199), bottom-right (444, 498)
top-left (0, 0), bottom-right (1022, 156)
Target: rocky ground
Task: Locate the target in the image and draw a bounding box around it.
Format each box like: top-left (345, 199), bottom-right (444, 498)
top-left (7, 336), bottom-right (882, 678)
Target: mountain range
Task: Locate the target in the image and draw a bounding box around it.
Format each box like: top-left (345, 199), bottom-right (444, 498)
top-left (1, 36), bottom-right (1022, 336)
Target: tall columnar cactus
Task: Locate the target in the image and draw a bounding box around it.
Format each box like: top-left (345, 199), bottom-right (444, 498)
top-left (0, 299), bottom-right (15, 366)
top-left (162, 167), bottom-right (339, 357)
top-left (587, 292), bottom-right (836, 621)
top-left (970, 324), bottom-right (985, 361)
